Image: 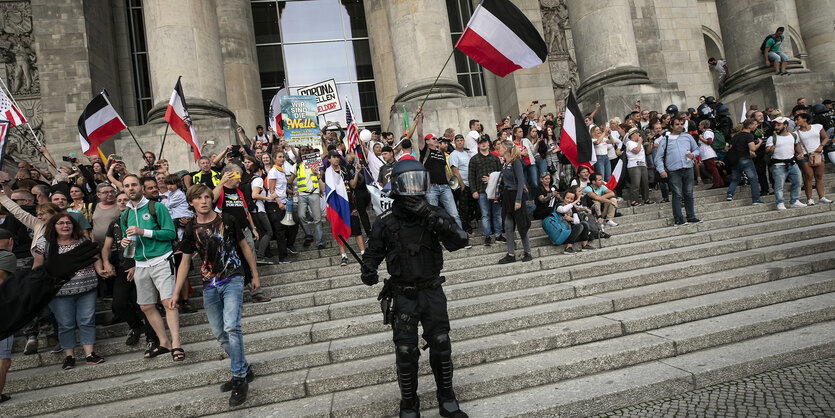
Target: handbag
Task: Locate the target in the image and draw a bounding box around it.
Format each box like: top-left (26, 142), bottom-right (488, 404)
top-left (798, 136), bottom-right (823, 167)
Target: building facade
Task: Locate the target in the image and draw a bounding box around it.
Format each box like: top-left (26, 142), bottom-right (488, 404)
top-left (2, 0), bottom-right (833, 172)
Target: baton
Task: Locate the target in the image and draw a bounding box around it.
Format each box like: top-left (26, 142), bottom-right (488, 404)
top-left (338, 234), bottom-right (363, 264)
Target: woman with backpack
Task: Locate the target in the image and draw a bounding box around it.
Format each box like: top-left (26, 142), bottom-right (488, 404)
top-left (556, 186), bottom-right (594, 254)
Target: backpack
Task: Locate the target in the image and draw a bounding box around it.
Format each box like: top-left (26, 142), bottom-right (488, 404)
top-left (541, 212), bottom-right (571, 245)
top-left (759, 34), bottom-right (775, 53)
top-left (709, 129), bottom-right (726, 151)
top-left (122, 200), bottom-right (160, 228)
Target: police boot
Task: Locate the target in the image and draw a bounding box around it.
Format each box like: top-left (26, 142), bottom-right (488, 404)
top-left (429, 334), bottom-right (468, 418)
top-left (396, 345), bottom-right (421, 418)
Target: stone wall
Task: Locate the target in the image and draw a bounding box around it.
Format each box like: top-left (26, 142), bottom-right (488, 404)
top-left (83, 0), bottom-right (123, 155)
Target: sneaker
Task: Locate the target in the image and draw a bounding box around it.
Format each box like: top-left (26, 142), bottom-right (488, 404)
top-left (250, 293), bottom-right (272, 303)
top-left (820, 197), bottom-right (833, 204)
top-left (726, 196), bottom-right (733, 201)
top-left (287, 246), bottom-right (299, 255)
top-left (498, 254), bottom-right (516, 264)
top-left (776, 202), bottom-right (787, 210)
top-left (50, 343), bottom-right (63, 354)
top-left (483, 236), bottom-right (492, 246)
top-left (600, 232), bottom-right (612, 239)
top-left (495, 235), bottom-right (507, 243)
top-left (340, 256), bottom-right (348, 267)
top-left (521, 253), bottom-right (532, 262)
top-left (221, 367), bottom-right (255, 392)
top-left (674, 221), bottom-right (688, 227)
top-left (62, 355), bottom-right (75, 370)
top-left (807, 199), bottom-right (816, 206)
top-left (605, 220), bottom-right (618, 227)
top-left (661, 198), bottom-right (670, 203)
top-left (752, 200), bottom-right (765, 206)
top-left (278, 258), bottom-right (291, 264)
top-left (179, 300), bottom-right (197, 314)
top-left (686, 218), bottom-right (702, 224)
top-left (317, 244), bottom-right (326, 250)
top-left (563, 247), bottom-right (576, 254)
top-left (24, 336), bottom-right (38, 355)
top-left (85, 352), bottom-right (106, 365)
top-left (126, 327), bottom-right (142, 346)
top-left (791, 201), bottom-right (807, 208)
top-left (582, 244), bottom-right (596, 250)
top-left (303, 237), bottom-right (313, 247)
top-left (229, 379), bottom-right (249, 407)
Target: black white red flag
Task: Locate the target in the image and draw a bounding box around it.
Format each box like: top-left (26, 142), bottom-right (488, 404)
top-left (559, 90), bottom-right (595, 169)
top-left (606, 142), bottom-right (627, 190)
top-left (77, 90), bottom-right (127, 156)
top-left (455, 0), bottom-right (548, 77)
top-left (164, 77), bottom-right (201, 161)
top-left (0, 121), bottom-right (9, 167)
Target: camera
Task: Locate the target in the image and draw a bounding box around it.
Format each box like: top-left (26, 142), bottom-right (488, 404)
top-left (532, 100), bottom-right (539, 104)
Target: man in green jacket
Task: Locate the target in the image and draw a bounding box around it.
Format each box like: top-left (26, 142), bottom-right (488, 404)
top-left (120, 174), bottom-right (184, 361)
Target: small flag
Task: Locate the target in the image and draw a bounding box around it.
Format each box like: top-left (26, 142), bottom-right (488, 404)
top-left (606, 142), bottom-right (628, 191)
top-left (0, 87), bottom-right (26, 126)
top-left (164, 77), bottom-right (201, 161)
top-left (454, 0), bottom-right (548, 77)
top-left (345, 99), bottom-right (361, 157)
top-left (0, 121), bottom-right (10, 167)
top-left (559, 90), bottom-right (595, 170)
top-left (740, 101), bottom-right (747, 123)
top-left (269, 83), bottom-right (288, 137)
top-left (402, 105), bottom-right (409, 135)
top-left (78, 90), bottom-right (127, 156)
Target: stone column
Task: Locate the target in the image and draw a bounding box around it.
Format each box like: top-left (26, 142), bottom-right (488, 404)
top-left (384, 0), bottom-right (465, 102)
top-left (794, 0), bottom-right (835, 73)
top-left (565, 0), bottom-right (648, 97)
top-left (142, 0), bottom-right (233, 121)
top-left (216, 0), bottom-right (266, 133)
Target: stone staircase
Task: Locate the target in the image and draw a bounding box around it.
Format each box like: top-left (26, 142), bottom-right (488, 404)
top-left (4, 169), bottom-right (835, 417)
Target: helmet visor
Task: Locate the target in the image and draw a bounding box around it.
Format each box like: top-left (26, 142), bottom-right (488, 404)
top-left (391, 171), bottom-right (431, 196)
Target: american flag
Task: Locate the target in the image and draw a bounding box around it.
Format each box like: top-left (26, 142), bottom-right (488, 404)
top-left (345, 99), bottom-right (361, 156)
top-left (0, 87), bottom-right (26, 126)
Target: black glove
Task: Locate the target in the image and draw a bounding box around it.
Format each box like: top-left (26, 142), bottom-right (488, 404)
top-left (401, 195), bottom-right (431, 218)
top-left (361, 268), bottom-right (379, 286)
top-left (44, 240), bottom-right (101, 282)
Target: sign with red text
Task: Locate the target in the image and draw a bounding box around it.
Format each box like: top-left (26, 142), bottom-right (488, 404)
top-left (297, 79), bottom-right (341, 115)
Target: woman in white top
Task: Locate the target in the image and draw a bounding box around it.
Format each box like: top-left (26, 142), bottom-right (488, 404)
top-left (794, 113), bottom-right (832, 204)
top-left (625, 128), bottom-right (651, 206)
top-left (696, 120), bottom-right (724, 188)
top-left (591, 125), bottom-right (612, 181)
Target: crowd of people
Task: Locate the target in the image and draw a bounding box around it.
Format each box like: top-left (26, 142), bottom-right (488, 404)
top-left (0, 90), bottom-right (832, 407)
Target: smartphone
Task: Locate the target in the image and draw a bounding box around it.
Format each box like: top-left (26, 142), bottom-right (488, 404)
top-left (206, 140), bottom-right (216, 145)
top-left (230, 171), bottom-right (241, 180)
top-left (113, 155), bottom-right (123, 161)
top-left (62, 156), bottom-right (73, 162)
top-left (532, 100), bottom-right (539, 104)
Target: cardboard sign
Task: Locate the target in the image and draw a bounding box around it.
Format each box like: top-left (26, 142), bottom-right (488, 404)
top-left (302, 151), bottom-right (322, 172)
top-left (297, 79), bottom-right (342, 115)
top-left (280, 95), bottom-right (320, 147)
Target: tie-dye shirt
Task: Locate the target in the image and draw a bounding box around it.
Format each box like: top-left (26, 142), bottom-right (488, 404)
top-left (180, 213), bottom-right (245, 289)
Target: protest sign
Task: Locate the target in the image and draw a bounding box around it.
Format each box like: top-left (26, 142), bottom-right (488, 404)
top-left (280, 95), bottom-right (319, 147)
top-left (297, 79), bottom-right (341, 115)
top-left (302, 151), bottom-right (322, 172)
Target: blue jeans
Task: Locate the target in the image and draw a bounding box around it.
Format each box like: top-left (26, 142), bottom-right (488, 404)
top-left (668, 168), bottom-right (697, 224)
top-left (594, 154), bottom-right (611, 182)
top-left (426, 184), bottom-right (462, 227)
top-left (768, 51), bottom-right (789, 62)
top-left (203, 275), bottom-right (249, 378)
top-left (727, 158), bottom-right (761, 203)
top-left (771, 163), bottom-right (802, 204)
top-left (526, 162), bottom-right (539, 191)
top-left (296, 192), bottom-right (324, 246)
top-left (477, 193), bottom-right (502, 236)
top-left (49, 289), bottom-right (97, 350)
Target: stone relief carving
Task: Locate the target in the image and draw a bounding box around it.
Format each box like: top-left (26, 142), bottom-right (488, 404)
top-left (540, 0), bottom-right (579, 101)
top-left (0, 1), bottom-right (44, 166)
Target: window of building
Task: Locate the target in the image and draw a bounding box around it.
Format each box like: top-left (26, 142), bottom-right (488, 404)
top-left (252, 0), bottom-right (380, 131)
top-left (447, 0), bottom-right (486, 97)
top-left (125, 0), bottom-right (153, 124)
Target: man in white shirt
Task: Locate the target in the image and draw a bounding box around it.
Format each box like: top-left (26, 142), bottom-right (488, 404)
top-left (696, 120), bottom-right (724, 189)
top-left (766, 117), bottom-right (806, 210)
top-left (708, 57), bottom-right (728, 83)
top-left (465, 119), bottom-right (481, 157)
top-left (448, 135), bottom-right (473, 233)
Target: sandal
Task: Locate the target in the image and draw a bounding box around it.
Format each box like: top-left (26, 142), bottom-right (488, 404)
top-left (630, 201), bottom-right (641, 207)
top-left (644, 200), bottom-right (655, 205)
top-left (0, 394), bottom-right (10, 403)
top-left (144, 345), bottom-right (170, 359)
top-left (171, 347), bottom-right (185, 362)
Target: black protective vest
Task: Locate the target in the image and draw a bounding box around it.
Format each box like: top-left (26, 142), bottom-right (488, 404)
top-left (377, 208), bottom-right (444, 282)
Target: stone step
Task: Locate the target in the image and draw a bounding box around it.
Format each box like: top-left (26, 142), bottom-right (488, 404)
top-left (7, 249), bottom-right (834, 415)
top-left (456, 320), bottom-right (835, 418)
top-left (42, 290), bottom-right (835, 418)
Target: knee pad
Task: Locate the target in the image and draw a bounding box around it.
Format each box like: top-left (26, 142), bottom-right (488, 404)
top-left (429, 333), bottom-right (451, 356)
top-left (396, 344), bottom-right (420, 367)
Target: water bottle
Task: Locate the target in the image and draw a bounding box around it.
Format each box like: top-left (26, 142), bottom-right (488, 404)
top-left (123, 236), bottom-right (136, 258)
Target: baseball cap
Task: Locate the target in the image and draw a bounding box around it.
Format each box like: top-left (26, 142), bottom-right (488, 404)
top-left (477, 136), bottom-right (491, 143)
top-left (772, 116), bottom-right (789, 124)
top-left (326, 150), bottom-right (341, 159)
top-left (0, 228), bottom-right (12, 240)
top-left (256, 124), bottom-right (264, 129)
top-left (454, 134), bottom-right (464, 140)
top-left (424, 134), bottom-right (437, 141)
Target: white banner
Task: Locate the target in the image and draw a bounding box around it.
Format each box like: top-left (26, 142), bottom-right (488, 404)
top-left (297, 79), bottom-right (342, 115)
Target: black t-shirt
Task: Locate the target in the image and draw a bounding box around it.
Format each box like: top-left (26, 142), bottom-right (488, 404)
top-left (3, 208), bottom-right (34, 260)
top-left (105, 218), bottom-right (135, 270)
top-left (190, 170), bottom-right (217, 187)
top-left (180, 213), bottom-right (245, 285)
top-left (378, 162), bottom-right (394, 188)
top-left (420, 146), bottom-right (448, 185)
top-left (731, 132), bottom-right (756, 160)
top-left (217, 187), bottom-right (249, 228)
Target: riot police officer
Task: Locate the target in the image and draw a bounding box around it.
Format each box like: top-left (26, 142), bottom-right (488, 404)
top-left (361, 159), bottom-right (469, 418)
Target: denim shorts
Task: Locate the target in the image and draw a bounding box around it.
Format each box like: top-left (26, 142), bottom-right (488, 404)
top-left (0, 335), bottom-right (13, 359)
top-left (768, 51), bottom-right (789, 63)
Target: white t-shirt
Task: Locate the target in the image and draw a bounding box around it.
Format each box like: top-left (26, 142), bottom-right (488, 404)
top-left (607, 135), bottom-right (623, 160)
top-left (796, 124), bottom-right (823, 154)
top-left (699, 130), bottom-right (718, 160)
top-left (465, 130), bottom-right (480, 157)
top-left (250, 176), bottom-right (267, 213)
top-left (594, 134), bottom-right (608, 156)
top-left (448, 150), bottom-right (470, 187)
top-left (569, 178), bottom-right (589, 190)
top-left (713, 59), bottom-right (726, 78)
top-left (625, 140), bottom-right (646, 168)
top-left (266, 166), bottom-right (288, 204)
top-left (766, 133), bottom-right (798, 161)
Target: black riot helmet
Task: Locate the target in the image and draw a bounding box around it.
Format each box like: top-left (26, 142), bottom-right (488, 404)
top-left (811, 103), bottom-right (827, 115)
top-left (666, 104), bottom-right (679, 115)
top-left (716, 104), bottom-right (730, 116)
top-left (390, 159), bottom-right (431, 196)
top-left (698, 103), bottom-right (713, 117)
top-left (705, 96), bottom-right (717, 105)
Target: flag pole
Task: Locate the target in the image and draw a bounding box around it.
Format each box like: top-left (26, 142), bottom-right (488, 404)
top-left (158, 123), bottom-right (169, 160)
top-left (124, 125), bottom-right (146, 156)
top-left (0, 77), bottom-right (42, 146)
top-left (415, 47), bottom-right (456, 120)
top-left (11, 124), bottom-right (58, 170)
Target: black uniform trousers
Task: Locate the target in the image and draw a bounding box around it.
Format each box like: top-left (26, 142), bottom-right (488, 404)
top-left (392, 286), bottom-right (450, 347)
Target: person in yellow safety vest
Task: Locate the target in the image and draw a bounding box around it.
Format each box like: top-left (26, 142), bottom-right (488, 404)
top-left (295, 145), bottom-right (325, 249)
top-left (189, 157), bottom-right (221, 188)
